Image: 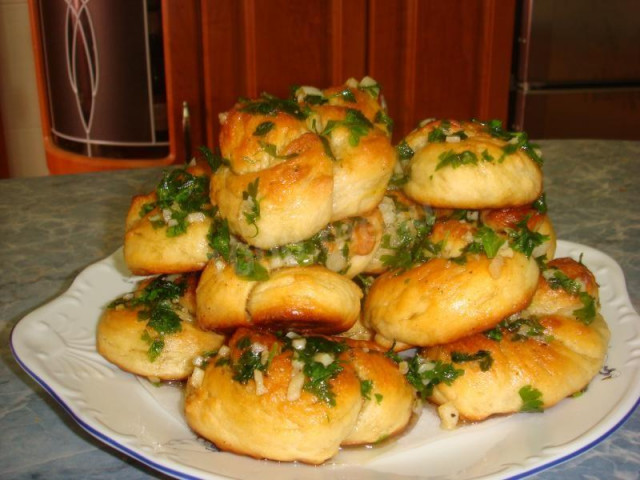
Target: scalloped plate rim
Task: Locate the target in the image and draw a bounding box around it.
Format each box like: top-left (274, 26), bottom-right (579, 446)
top-left (10, 240), bottom-right (640, 480)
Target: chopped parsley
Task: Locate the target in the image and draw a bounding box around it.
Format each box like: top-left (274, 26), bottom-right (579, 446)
top-left (253, 121), bottom-right (275, 136)
top-left (199, 145), bottom-right (229, 173)
top-left (475, 119), bottom-right (543, 167)
top-left (403, 354), bottom-right (464, 400)
top-left (242, 178), bottom-right (261, 234)
top-left (237, 92), bottom-right (307, 120)
top-left (519, 385), bottom-right (544, 412)
top-left (574, 292), bottom-right (597, 325)
top-left (465, 225), bottom-right (505, 259)
top-left (108, 275), bottom-right (188, 361)
top-left (360, 379), bottom-right (374, 400)
top-left (283, 335), bottom-right (350, 406)
top-left (507, 217), bottom-right (549, 258)
top-left (320, 108), bottom-right (373, 146)
top-left (141, 168), bottom-right (213, 237)
top-left (435, 150), bottom-right (480, 171)
top-left (451, 350), bottom-right (494, 371)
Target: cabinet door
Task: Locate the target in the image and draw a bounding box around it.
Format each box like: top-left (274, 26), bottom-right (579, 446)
top-left (200, 0), bottom-right (367, 145)
top-left (368, 0), bottom-right (516, 139)
top-left (198, 0), bottom-right (515, 146)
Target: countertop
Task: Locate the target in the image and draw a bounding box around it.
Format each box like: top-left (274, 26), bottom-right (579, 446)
top-left (1, 139), bottom-right (639, 479)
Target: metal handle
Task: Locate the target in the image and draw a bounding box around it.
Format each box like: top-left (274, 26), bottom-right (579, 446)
top-left (182, 101), bottom-right (192, 163)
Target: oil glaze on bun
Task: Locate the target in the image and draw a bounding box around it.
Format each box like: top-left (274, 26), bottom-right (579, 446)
top-left (363, 253), bottom-right (539, 347)
top-left (211, 78), bottom-right (395, 249)
top-left (196, 262), bottom-right (363, 334)
top-left (124, 165), bottom-right (214, 275)
top-left (97, 274), bottom-right (224, 381)
top-left (422, 258), bottom-right (609, 423)
top-left (184, 329), bottom-right (414, 464)
top-left (400, 119), bottom-right (543, 209)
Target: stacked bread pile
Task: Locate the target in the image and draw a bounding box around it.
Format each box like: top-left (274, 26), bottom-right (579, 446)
top-left (97, 78), bottom-right (610, 465)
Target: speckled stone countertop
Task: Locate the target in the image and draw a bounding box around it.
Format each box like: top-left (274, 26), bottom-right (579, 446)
top-left (1, 140), bottom-right (638, 479)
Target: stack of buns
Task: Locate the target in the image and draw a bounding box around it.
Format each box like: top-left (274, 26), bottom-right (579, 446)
top-left (97, 79), bottom-right (610, 464)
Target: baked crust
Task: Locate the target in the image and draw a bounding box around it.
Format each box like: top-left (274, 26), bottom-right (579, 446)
top-left (196, 263), bottom-right (363, 334)
top-left (363, 252), bottom-right (539, 347)
top-left (184, 329), bottom-right (414, 463)
top-left (422, 258), bottom-right (609, 422)
top-left (401, 119), bottom-right (543, 209)
top-left (97, 275), bottom-right (224, 380)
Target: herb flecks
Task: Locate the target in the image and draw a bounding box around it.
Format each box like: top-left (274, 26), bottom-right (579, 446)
top-left (108, 275), bottom-right (188, 362)
top-left (402, 354), bottom-right (464, 400)
top-left (451, 350), bottom-right (494, 371)
top-left (519, 385), bottom-right (544, 412)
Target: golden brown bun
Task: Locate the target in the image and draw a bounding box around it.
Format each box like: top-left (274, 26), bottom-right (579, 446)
top-left (212, 81), bottom-right (395, 249)
top-left (184, 329), bottom-right (415, 463)
top-left (97, 275), bottom-right (224, 381)
top-left (211, 132), bottom-right (334, 249)
top-left (363, 252), bottom-right (540, 347)
top-left (124, 164), bottom-right (214, 275)
top-left (401, 119), bottom-right (543, 209)
top-left (341, 347), bottom-right (415, 445)
top-left (184, 329), bottom-right (362, 464)
top-left (423, 258), bottom-right (609, 422)
top-left (480, 205), bottom-right (557, 260)
top-left (307, 105), bottom-right (396, 221)
top-left (196, 262), bottom-right (363, 334)
top-left (524, 257), bottom-right (599, 318)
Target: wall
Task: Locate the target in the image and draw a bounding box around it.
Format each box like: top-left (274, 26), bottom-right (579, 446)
top-left (0, 0), bottom-right (47, 177)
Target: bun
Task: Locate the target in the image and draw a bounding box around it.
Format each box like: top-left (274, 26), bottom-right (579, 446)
top-left (97, 274), bottom-right (224, 381)
top-left (211, 79), bottom-right (395, 249)
top-left (363, 252), bottom-right (539, 346)
top-left (184, 329), bottom-right (414, 463)
top-left (400, 119), bottom-right (543, 209)
top-left (422, 257), bottom-right (609, 422)
top-left (197, 263), bottom-right (363, 334)
top-left (124, 166), bottom-right (214, 275)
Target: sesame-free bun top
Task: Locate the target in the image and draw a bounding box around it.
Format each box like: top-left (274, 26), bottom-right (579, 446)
top-left (184, 329), bottom-right (414, 464)
top-left (422, 257), bottom-right (609, 422)
top-left (124, 165), bottom-right (214, 275)
top-left (97, 274), bottom-right (224, 381)
top-left (400, 119), bottom-right (543, 209)
top-left (211, 78), bottom-right (396, 249)
top-left (363, 251), bottom-right (540, 347)
top-left (196, 262), bottom-right (363, 334)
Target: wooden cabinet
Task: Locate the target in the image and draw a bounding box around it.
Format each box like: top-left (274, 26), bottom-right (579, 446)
top-left (182, 0), bottom-right (516, 149)
top-left (31, 0), bottom-right (516, 172)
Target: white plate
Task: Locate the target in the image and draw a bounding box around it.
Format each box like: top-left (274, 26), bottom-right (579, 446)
top-left (10, 240), bottom-right (640, 480)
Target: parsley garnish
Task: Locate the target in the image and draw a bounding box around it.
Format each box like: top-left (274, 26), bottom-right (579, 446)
top-left (199, 145), bottom-right (229, 173)
top-left (507, 217), bottom-right (549, 258)
top-left (237, 92), bottom-right (307, 120)
top-left (519, 385), bottom-right (544, 412)
top-left (574, 292), bottom-right (596, 324)
top-left (242, 178), bottom-right (261, 234)
top-left (467, 226), bottom-right (505, 259)
top-left (283, 336), bottom-right (350, 406)
top-left (146, 168), bottom-right (213, 237)
top-left (108, 275), bottom-right (187, 361)
top-left (320, 108), bottom-right (373, 146)
top-left (435, 150), bottom-right (479, 170)
top-left (451, 350), bottom-right (494, 371)
top-left (404, 354), bottom-right (464, 399)
top-left (360, 379), bottom-right (374, 400)
top-left (253, 121), bottom-right (275, 136)
top-left (396, 140), bottom-right (415, 161)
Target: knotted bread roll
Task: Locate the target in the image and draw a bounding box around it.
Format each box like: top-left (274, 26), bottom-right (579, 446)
top-left (422, 257), bottom-right (609, 424)
top-left (184, 328), bottom-right (415, 464)
top-left (399, 119), bottom-right (543, 209)
top-left (97, 274), bottom-right (224, 381)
